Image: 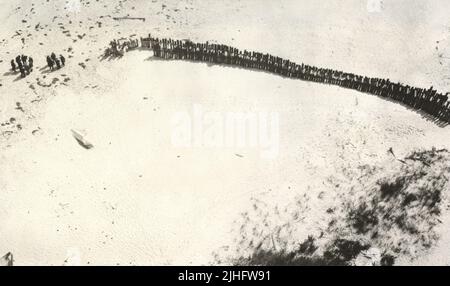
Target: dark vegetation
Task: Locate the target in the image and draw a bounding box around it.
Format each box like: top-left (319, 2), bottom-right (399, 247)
top-left (225, 149), bottom-right (449, 266)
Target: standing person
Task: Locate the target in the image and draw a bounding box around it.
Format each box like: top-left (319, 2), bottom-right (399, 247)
top-left (10, 59), bottom-right (16, 72)
top-left (19, 66), bottom-right (26, 78)
top-left (55, 58), bottom-right (61, 70)
top-left (28, 57), bottom-right (33, 72)
top-left (23, 62), bottom-right (30, 75)
top-left (47, 56), bottom-right (54, 71)
top-left (60, 55), bottom-right (66, 67)
top-left (153, 40), bottom-right (160, 58)
top-left (160, 39), bottom-right (166, 59)
top-left (15, 55), bottom-right (22, 67)
top-left (51, 52), bottom-right (57, 62)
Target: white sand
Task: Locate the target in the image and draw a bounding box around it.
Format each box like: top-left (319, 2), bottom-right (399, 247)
top-left (1, 0), bottom-right (450, 265)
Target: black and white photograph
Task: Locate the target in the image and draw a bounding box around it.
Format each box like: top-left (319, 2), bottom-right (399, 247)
top-left (0, 0), bottom-right (450, 270)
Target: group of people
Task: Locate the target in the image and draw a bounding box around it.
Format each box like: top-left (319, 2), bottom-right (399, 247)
top-left (9, 53), bottom-right (66, 77)
top-left (121, 38), bottom-right (139, 51)
top-left (10, 55), bottom-right (33, 78)
top-left (46, 53), bottom-right (66, 71)
top-left (104, 38), bottom-right (140, 58)
top-left (140, 35), bottom-right (450, 124)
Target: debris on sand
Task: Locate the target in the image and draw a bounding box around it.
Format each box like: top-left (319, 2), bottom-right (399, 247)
top-left (32, 127), bottom-right (42, 136)
top-left (71, 129), bottom-right (94, 150)
top-left (15, 102), bottom-right (24, 112)
top-left (1, 252), bottom-right (13, 266)
top-left (112, 16), bottom-right (145, 22)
